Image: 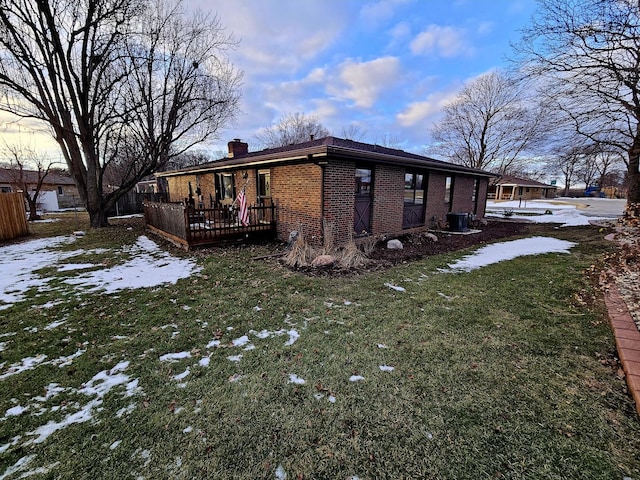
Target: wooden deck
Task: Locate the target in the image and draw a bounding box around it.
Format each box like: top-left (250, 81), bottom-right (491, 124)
top-left (144, 202), bottom-right (276, 249)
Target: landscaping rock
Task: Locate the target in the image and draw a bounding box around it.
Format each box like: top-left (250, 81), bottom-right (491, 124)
top-left (425, 233), bottom-right (438, 242)
top-left (387, 239), bottom-right (403, 250)
top-left (311, 254), bottom-right (336, 267)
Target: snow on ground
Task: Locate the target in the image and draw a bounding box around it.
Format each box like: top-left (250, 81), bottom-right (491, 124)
top-left (441, 237), bottom-right (576, 273)
top-left (0, 235), bottom-right (201, 310)
top-left (485, 198), bottom-right (619, 226)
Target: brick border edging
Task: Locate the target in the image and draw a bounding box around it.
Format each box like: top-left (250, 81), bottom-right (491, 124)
top-left (604, 283), bottom-right (640, 415)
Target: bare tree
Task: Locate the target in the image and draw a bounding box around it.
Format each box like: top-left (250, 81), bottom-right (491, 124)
top-left (376, 132), bottom-right (402, 149)
top-left (341, 124), bottom-right (367, 142)
top-left (163, 151), bottom-right (213, 172)
top-left (514, 0), bottom-right (640, 206)
top-left (1, 143), bottom-right (57, 220)
top-left (430, 70), bottom-right (546, 173)
top-left (0, 0), bottom-right (241, 227)
top-left (589, 147), bottom-right (626, 191)
top-left (255, 112), bottom-right (330, 148)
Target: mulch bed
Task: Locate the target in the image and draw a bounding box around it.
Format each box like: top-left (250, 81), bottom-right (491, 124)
top-left (283, 220), bottom-right (530, 276)
top-left (368, 220), bottom-right (528, 265)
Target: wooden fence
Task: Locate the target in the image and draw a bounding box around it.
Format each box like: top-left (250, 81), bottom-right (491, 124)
top-left (0, 193), bottom-right (29, 241)
top-left (144, 201), bottom-right (276, 249)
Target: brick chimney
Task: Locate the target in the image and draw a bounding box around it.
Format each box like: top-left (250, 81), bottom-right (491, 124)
top-left (228, 138), bottom-right (248, 158)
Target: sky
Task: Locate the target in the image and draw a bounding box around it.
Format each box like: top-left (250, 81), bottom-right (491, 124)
top-left (199, 0), bottom-right (539, 153)
top-left (0, 0), bottom-right (539, 160)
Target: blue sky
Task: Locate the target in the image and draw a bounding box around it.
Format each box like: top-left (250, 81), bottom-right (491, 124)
top-left (0, 0), bottom-right (539, 159)
top-left (201, 0), bottom-right (539, 154)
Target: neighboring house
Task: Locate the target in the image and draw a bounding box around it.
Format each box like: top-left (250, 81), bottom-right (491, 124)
top-left (0, 168), bottom-right (80, 209)
top-left (488, 175), bottom-right (557, 201)
top-left (156, 136), bottom-right (495, 245)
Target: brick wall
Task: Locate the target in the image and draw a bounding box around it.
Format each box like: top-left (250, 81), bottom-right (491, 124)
top-left (451, 175), bottom-right (475, 213)
top-left (271, 163), bottom-right (323, 243)
top-left (476, 178), bottom-right (488, 217)
top-left (425, 171), bottom-right (450, 227)
top-left (371, 164), bottom-right (404, 235)
top-left (323, 159), bottom-right (356, 244)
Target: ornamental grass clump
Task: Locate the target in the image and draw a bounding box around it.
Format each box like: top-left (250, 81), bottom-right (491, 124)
top-left (282, 229), bottom-right (316, 268)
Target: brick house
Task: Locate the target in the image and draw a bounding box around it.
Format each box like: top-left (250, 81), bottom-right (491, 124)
top-left (156, 137), bottom-right (494, 244)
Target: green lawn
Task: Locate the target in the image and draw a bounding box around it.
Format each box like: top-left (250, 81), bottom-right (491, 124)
top-left (1, 216), bottom-right (639, 479)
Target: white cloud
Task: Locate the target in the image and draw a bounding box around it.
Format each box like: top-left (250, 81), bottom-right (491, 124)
top-left (359, 0), bottom-right (414, 26)
top-left (202, 0), bottom-right (349, 74)
top-left (410, 25), bottom-right (472, 58)
top-left (396, 89), bottom-right (458, 127)
top-left (331, 56), bottom-right (402, 109)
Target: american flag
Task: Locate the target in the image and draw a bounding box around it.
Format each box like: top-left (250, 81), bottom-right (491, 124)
top-left (237, 190), bottom-right (249, 226)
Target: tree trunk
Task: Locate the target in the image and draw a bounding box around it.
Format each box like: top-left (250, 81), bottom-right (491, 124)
top-left (627, 136), bottom-right (640, 205)
top-left (88, 207), bottom-right (110, 228)
top-left (27, 199), bottom-right (40, 221)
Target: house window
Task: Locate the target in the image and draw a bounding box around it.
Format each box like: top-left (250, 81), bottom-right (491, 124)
top-left (403, 170), bottom-right (427, 228)
top-left (1, 186), bottom-right (11, 193)
top-left (355, 168), bottom-right (372, 195)
top-left (57, 186), bottom-right (64, 195)
top-left (518, 186), bottom-right (523, 196)
top-left (405, 172), bottom-right (424, 204)
top-left (258, 170), bottom-right (271, 198)
top-left (444, 176), bottom-right (453, 203)
top-left (215, 173), bottom-right (235, 202)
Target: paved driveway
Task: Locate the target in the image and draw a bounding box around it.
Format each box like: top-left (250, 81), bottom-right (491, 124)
top-left (554, 197), bottom-right (627, 217)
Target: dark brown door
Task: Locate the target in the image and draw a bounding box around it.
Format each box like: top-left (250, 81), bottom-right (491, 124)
top-left (354, 168), bottom-right (372, 235)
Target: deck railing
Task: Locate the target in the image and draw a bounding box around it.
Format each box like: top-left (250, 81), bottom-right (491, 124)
top-left (143, 201), bottom-right (276, 249)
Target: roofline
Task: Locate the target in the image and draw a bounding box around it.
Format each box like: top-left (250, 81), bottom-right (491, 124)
top-left (497, 182), bottom-right (557, 188)
top-left (156, 144), bottom-right (496, 178)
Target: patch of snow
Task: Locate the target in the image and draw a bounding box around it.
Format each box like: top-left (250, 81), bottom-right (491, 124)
top-left (205, 339), bottom-right (221, 349)
top-left (275, 464), bottom-right (287, 480)
top-left (349, 375), bottom-right (365, 382)
top-left (173, 368), bottom-right (190, 381)
top-left (44, 320), bottom-right (66, 330)
top-left (232, 335), bottom-right (250, 347)
top-left (0, 235), bottom-right (200, 310)
top-left (25, 361), bottom-right (138, 445)
top-left (379, 365), bottom-right (395, 372)
top-left (328, 395), bottom-right (336, 403)
top-left (115, 403), bottom-right (136, 418)
top-left (0, 342), bottom-right (7, 352)
top-left (5, 405), bottom-right (27, 417)
top-left (227, 354), bottom-right (243, 363)
top-left (0, 454), bottom-right (37, 480)
top-left (440, 236), bottom-right (576, 273)
top-left (284, 329), bottom-right (299, 346)
top-left (0, 435), bottom-right (22, 454)
top-left (183, 426), bottom-right (193, 433)
top-left (159, 351), bottom-right (191, 362)
top-left (51, 349), bottom-right (86, 368)
top-left (0, 355), bottom-right (48, 380)
top-left (288, 374), bottom-right (305, 385)
top-left (110, 440), bottom-right (122, 450)
top-left (377, 344), bottom-right (388, 349)
top-left (199, 356), bottom-right (211, 367)
top-left (384, 282), bottom-right (406, 292)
